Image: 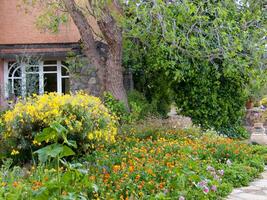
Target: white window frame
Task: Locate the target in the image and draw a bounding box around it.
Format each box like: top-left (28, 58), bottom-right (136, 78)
top-left (4, 60), bottom-right (70, 98)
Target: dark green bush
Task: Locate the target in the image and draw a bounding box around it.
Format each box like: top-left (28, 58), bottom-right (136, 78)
top-left (219, 126), bottom-right (250, 139)
top-left (104, 91), bottom-right (161, 123)
top-left (123, 0), bottom-right (265, 138)
top-left (173, 64), bottom-right (249, 138)
top-left (103, 92), bottom-right (129, 123)
top-left (128, 90), bottom-right (159, 120)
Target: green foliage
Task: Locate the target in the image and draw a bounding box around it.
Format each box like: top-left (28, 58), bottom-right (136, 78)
top-left (219, 125), bottom-right (250, 139)
top-left (223, 164), bottom-right (256, 187)
top-left (104, 91), bottom-right (162, 124)
top-left (0, 128), bottom-right (267, 199)
top-left (128, 90), bottom-right (159, 120)
top-left (20, 0), bottom-right (68, 33)
top-left (0, 160), bottom-right (98, 199)
top-left (123, 40), bottom-right (173, 117)
top-left (123, 0), bottom-right (266, 137)
top-left (103, 92), bottom-right (129, 123)
top-left (173, 65), bottom-right (250, 137)
top-left (34, 123), bottom-right (76, 163)
top-left (65, 52), bottom-right (90, 74)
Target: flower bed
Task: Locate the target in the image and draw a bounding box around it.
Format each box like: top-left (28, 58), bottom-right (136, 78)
top-left (0, 127), bottom-right (266, 199)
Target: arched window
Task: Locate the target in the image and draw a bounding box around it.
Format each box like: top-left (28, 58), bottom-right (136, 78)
top-left (4, 60), bottom-right (70, 98)
top-left (7, 62), bottom-right (23, 97)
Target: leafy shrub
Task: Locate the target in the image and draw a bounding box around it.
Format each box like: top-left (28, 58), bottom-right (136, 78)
top-left (1, 92), bottom-right (117, 162)
top-left (128, 90), bottom-right (159, 121)
top-left (223, 164), bottom-right (256, 187)
top-left (104, 90), bottom-right (161, 123)
top-left (123, 0), bottom-right (266, 138)
top-left (103, 92), bottom-right (129, 123)
top-left (173, 67), bottom-right (250, 139)
top-left (219, 125), bottom-right (250, 139)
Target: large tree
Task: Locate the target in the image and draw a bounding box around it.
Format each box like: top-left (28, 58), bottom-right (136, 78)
top-left (22, 0), bottom-right (129, 108)
top-left (123, 0), bottom-right (266, 137)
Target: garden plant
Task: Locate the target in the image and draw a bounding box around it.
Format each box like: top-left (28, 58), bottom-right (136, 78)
top-left (0, 0), bottom-right (266, 199)
top-left (0, 93), bottom-right (266, 199)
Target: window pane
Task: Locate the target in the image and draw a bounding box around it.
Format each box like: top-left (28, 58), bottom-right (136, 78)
top-left (44, 73), bottom-right (57, 93)
top-left (62, 66), bottom-right (69, 76)
top-left (8, 62), bottom-right (21, 78)
top-left (26, 74), bottom-right (39, 95)
top-left (62, 78), bottom-right (70, 94)
top-left (44, 66), bottom-right (57, 72)
top-left (8, 79), bottom-right (22, 97)
top-left (44, 61), bottom-right (57, 65)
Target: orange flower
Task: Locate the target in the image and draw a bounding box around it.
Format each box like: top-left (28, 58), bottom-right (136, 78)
top-left (129, 165), bottom-right (134, 173)
top-left (138, 184), bottom-right (143, 189)
top-left (12, 181), bottom-right (19, 187)
top-left (89, 175), bottom-right (96, 181)
top-left (103, 173), bottom-right (110, 183)
top-left (33, 181), bottom-right (42, 187)
top-left (146, 168), bottom-right (153, 175)
top-left (159, 182), bottom-right (165, 189)
top-left (166, 162), bottom-right (174, 168)
top-left (135, 174), bottom-right (141, 181)
top-left (112, 165), bottom-right (121, 173)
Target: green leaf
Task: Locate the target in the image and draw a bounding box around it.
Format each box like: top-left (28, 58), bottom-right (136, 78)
top-left (35, 127), bottom-right (57, 143)
top-left (34, 144), bottom-right (63, 162)
top-left (60, 145), bottom-right (75, 158)
top-left (50, 122), bottom-right (67, 134)
top-left (34, 144), bottom-right (75, 162)
top-left (65, 140), bottom-right (77, 149)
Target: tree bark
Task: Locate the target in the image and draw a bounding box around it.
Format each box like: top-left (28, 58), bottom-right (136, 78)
top-left (62, 0), bottom-right (106, 95)
top-left (97, 1), bottom-right (129, 109)
top-left (63, 0), bottom-right (129, 109)
top-left (106, 42), bottom-right (129, 109)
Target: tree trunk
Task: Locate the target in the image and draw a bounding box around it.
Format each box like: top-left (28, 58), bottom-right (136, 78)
top-left (97, 3), bottom-right (129, 110)
top-left (106, 44), bottom-right (129, 110)
top-left (63, 0), bottom-right (106, 96)
top-left (63, 0), bottom-right (129, 109)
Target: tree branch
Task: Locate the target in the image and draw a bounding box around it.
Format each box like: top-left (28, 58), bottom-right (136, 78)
top-left (62, 0), bottom-right (102, 67)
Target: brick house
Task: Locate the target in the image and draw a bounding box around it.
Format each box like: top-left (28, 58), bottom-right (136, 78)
top-left (0, 0), bottom-right (82, 105)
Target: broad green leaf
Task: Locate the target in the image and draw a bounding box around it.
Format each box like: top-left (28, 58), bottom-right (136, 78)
top-left (34, 144), bottom-right (63, 162)
top-left (59, 145), bottom-right (75, 158)
top-left (35, 127), bottom-right (57, 143)
top-left (50, 122), bottom-right (67, 134)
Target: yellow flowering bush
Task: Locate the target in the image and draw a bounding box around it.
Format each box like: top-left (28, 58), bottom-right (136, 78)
top-left (1, 92), bottom-right (117, 161)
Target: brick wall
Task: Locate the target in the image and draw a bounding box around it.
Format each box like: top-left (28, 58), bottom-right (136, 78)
top-left (0, 0), bottom-right (81, 44)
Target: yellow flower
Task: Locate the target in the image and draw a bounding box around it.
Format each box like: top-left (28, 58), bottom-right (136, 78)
top-left (11, 149), bottom-right (19, 155)
top-left (1, 182), bottom-right (7, 187)
top-left (33, 140), bottom-right (42, 146)
top-left (88, 133), bottom-right (94, 140)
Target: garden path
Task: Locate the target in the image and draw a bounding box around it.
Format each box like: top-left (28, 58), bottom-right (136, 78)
top-left (227, 167), bottom-right (267, 200)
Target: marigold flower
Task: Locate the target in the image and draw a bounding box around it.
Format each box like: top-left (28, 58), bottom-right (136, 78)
top-left (112, 165), bottom-right (121, 173)
top-left (129, 165), bottom-right (134, 173)
top-left (12, 181), bottom-right (19, 187)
